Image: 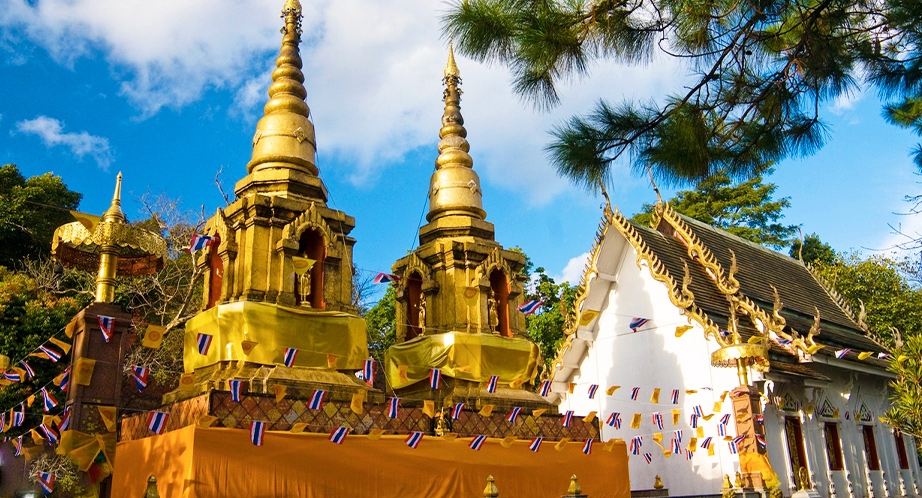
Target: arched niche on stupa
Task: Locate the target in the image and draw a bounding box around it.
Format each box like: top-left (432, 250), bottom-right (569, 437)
top-left (478, 248), bottom-right (516, 337)
top-left (200, 207), bottom-right (236, 310)
top-left (405, 271), bottom-right (424, 340)
top-left (280, 204), bottom-right (335, 309)
top-left (395, 252), bottom-right (437, 343)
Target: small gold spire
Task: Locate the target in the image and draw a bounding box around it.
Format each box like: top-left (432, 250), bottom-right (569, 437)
top-left (445, 43), bottom-right (460, 78)
top-left (101, 172), bottom-right (126, 223)
top-left (567, 475), bottom-right (583, 495)
top-left (483, 476), bottom-right (499, 498)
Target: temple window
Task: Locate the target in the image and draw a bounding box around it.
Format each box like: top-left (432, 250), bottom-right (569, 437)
top-left (862, 425), bottom-right (880, 471)
top-left (205, 235), bottom-right (223, 310)
top-left (894, 430), bottom-right (910, 470)
top-left (489, 269), bottom-right (510, 337)
top-left (405, 272), bottom-right (423, 340)
top-left (296, 228), bottom-right (325, 309)
top-left (784, 417), bottom-right (809, 482)
top-left (824, 422), bottom-right (845, 471)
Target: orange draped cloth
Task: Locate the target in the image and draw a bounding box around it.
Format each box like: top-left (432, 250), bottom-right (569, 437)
top-left (112, 426), bottom-right (630, 498)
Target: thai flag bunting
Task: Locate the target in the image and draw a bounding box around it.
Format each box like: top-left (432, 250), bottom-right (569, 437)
top-left (13, 437), bottom-right (22, 456)
top-left (387, 397), bottom-right (400, 418)
top-left (363, 359), bottom-right (374, 386)
top-left (131, 365), bottom-right (149, 392)
top-left (308, 389), bottom-right (326, 410)
top-left (229, 379), bottom-right (242, 402)
top-left (405, 431), bottom-right (423, 449)
top-left (3, 371), bottom-right (20, 382)
top-left (372, 273), bottom-right (401, 284)
top-left (672, 438), bottom-right (682, 454)
top-left (630, 387), bottom-right (640, 400)
top-left (690, 414), bottom-right (699, 428)
top-left (38, 345), bottom-right (62, 363)
top-left (283, 347), bottom-right (298, 367)
top-left (582, 438), bottom-right (593, 455)
top-left (250, 420), bottom-right (266, 447)
top-left (38, 471), bottom-right (55, 496)
top-left (197, 333), bottom-right (213, 355)
top-left (674, 429), bottom-right (683, 442)
top-left (729, 435), bottom-right (746, 454)
top-left (671, 389), bottom-right (679, 404)
top-left (451, 403), bottom-right (465, 420)
top-left (878, 352), bottom-right (890, 359)
top-left (700, 437), bottom-right (712, 449)
top-left (506, 407), bottom-right (522, 423)
top-left (693, 405), bottom-right (703, 417)
top-left (629, 436), bottom-right (642, 454)
top-left (756, 435), bottom-right (766, 448)
top-left (58, 367), bottom-right (70, 391)
top-left (518, 300), bottom-right (543, 315)
top-left (13, 407), bottom-right (24, 427)
top-left (20, 361), bottom-right (35, 379)
top-left (606, 412), bottom-right (622, 429)
top-left (700, 387), bottom-right (713, 391)
top-left (540, 380), bottom-right (551, 397)
top-left (98, 315), bottom-right (115, 342)
top-left (652, 412), bottom-right (664, 430)
top-left (845, 411), bottom-right (850, 420)
top-left (41, 388), bottom-right (58, 412)
top-left (59, 406), bottom-right (71, 431)
top-left (188, 234), bottom-right (212, 253)
top-left (719, 413), bottom-right (731, 425)
top-left (486, 375), bottom-right (498, 393)
top-left (429, 368), bottom-right (442, 389)
top-left (630, 317), bottom-right (650, 332)
top-left (685, 449), bottom-right (694, 460)
top-left (588, 384), bottom-right (599, 399)
top-left (562, 410), bottom-right (574, 427)
top-left (147, 411), bottom-right (169, 435)
top-left (470, 435), bottom-right (487, 451)
top-left (329, 426), bottom-right (349, 444)
top-left (38, 424), bottom-right (59, 444)
top-left (643, 452), bottom-right (653, 464)
top-left (777, 337), bottom-right (793, 345)
top-left (755, 414), bottom-right (764, 424)
top-left (528, 437), bottom-right (543, 452)
top-left (835, 348), bottom-right (851, 359)
top-left (717, 424), bottom-right (727, 437)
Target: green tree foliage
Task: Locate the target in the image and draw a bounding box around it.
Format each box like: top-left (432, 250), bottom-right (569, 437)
top-left (524, 268), bottom-right (579, 375)
top-left (443, 0), bottom-right (922, 187)
top-left (0, 164), bottom-right (82, 267)
top-left (789, 233), bottom-right (837, 265)
top-left (365, 286), bottom-right (396, 365)
top-left (885, 334), bottom-right (922, 441)
top-left (632, 165), bottom-right (797, 248)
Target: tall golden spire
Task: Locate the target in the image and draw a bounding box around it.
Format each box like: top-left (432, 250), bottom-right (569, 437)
top-left (247, 0), bottom-right (318, 176)
top-left (426, 45), bottom-right (486, 223)
top-left (101, 172), bottom-right (126, 223)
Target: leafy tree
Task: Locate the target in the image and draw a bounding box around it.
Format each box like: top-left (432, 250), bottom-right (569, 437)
top-left (524, 268), bottom-right (579, 375)
top-left (0, 164), bottom-right (82, 267)
top-left (443, 0), bottom-right (922, 188)
top-left (632, 165), bottom-right (797, 248)
top-left (885, 334), bottom-right (922, 442)
top-left (365, 286), bottom-right (396, 365)
top-left (790, 233), bottom-right (838, 265)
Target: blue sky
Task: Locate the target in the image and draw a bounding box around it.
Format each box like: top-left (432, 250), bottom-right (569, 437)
top-left (2, 0), bottom-right (920, 304)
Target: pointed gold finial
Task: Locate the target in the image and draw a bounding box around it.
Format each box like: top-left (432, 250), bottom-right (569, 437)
top-left (101, 172), bottom-right (126, 223)
top-left (483, 476), bottom-right (499, 498)
top-left (567, 475), bottom-right (583, 495)
top-left (445, 43), bottom-right (460, 78)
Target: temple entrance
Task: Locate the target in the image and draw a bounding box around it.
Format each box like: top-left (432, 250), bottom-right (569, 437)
top-left (405, 272), bottom-right (423, 340)
top-left (784, 417), bottom-right (809, 487)
top-left (297, 228), bottom-right (325, 309)
top-left (489, 269), bottom-right (510, 337)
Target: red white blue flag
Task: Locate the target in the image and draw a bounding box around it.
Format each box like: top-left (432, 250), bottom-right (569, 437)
top-left (38, 424), bottom-right (59, 444)
top-left (630, 387), bottom-right (640, 400)
top-left (756, 434), bottom-right (766, 448)
top-left (506, 407), bottom-right (522, 423)
top-left (486, 375), bottom-right (498, 393)
top-left (131, 365), bottom-right (149, 392)
top-left (670, 389), bottom-right (679, 404)
top-left (429, 368), bottom-right (442, 389)
top-left (588, 384), bottom-right (599, 399)
top-left (308, 389), bottom-right (326, 410)
top-left (582, 438), bottom-right (593, 455)
top-left (38, 471), bottom-right (54, 496)
top-left (729, 435), bottom-right (746, 454)
top-left (451, 403), bottom-right (465, 420)
top-left (651, 412), bottom-right (663, 430)
top-left (719, 413), bottom-right (731, 425)
top-left (700, 436), bottom-right (712, 449)
top-left (38, 345), bottom-right (62, 363)
top-left (517, 300), bottom-right (543, 315)
top-left (283, 347), bottom-right (298, 367)
top-left (3, 371), bottom-right (20, 382)
top-left (250, 420), bottom-right (266, 447)
top-left (671, 438), bottom-right (682, 454)
top-left (13, 437), bottom-right (21, 456)
top-left (147, 411), bottom-right (169, 435)
top-left (363, 359), bottom-right (374, 386)
top-left (606, 412), bottom-right (622, 429)
top-left (693, 405), bottom-right (703, 417)
top-left (59, 406), bottom-right (71, 431)
top-left (405, 431), bottom-right (423, 449)
top-left (685, 449), bottom-right (694, 460)
top-left (689, 414), bottom-right (699, 428)
top-left (41, 388), bottom-right (58, 412)
top-left (387, 397), bottom-right (400, 418)
top-left (98, 315), bottom-right (115, 343)
top-left (539, 380), bottom-right (551, 397)
top-left (674, 429), bottom-right (683, 442)
top-left (717, 423), bottom-right (727, 437)
top-left (754, 414), bottom-right (764, 424)
top-left (229, 379), bottom-right (242, 402)
top-left (58, 366), bottom-right (70, 392)
top-left (643, 452), bottom-right (653, 464)
top-left (835, 348), bottom-right (851, 359)
top-left (12, 406), bottom-right (24, 427)
top-left (197, 333), bottom-right (213, 355)
top-left (329, 426), bottom-right (349, 444)
top-left (562, 410), bottom-right (574, 427)
top-left (470, 434), bottom-right (487, 450)
top-left (529, 437), bottom-right (544, 452)
top-left (630, 317), bottom-right (650, 332)
top-left (188, 234), bottom-right (213, 253)
top-left (629, 436), bottom-right (643, 455)
top-left (20, 361), bottom-right (35, 379)
top-left (372, 273), bottom-right (401, 284)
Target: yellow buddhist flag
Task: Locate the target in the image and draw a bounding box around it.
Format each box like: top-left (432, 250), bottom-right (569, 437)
top-left (42, 415), bottom-right (60, 427)
top-left (687, 437), bottom-right (698, 452)
top-left (463, 287), bottom-right (479, 306)
top-left (833, 409), bottom-right (840, 419)
top-left (142, 325), bottom-right (165, 349)
top-left (179, 373), bottom-right (195, 392)
top-left (241, 340), bottom-right (258, 356)
top-left (292, 257), bottom-right (316, 276)
top-left (650, 388), bottom-right (661, 404)
top-left (48, 337), bottom-right (72, 355)
top-left (719, 391), bottom-right (729, 402)
top-left (26, 395), bottom-right (35, 408)
top-left (511, 378), bottom-right (527, 389)
top-left (567, 383), bottom-right (576, 394)
top-left (583, 411), bottom-right (597, 423)
top-left (500, 436), bottom-right (516, 448)
top-left (696, 427), bottom-right (705, 438)
top-left (326, 354), bottom-right (339, 368)
top-left (197, 415), bottom-right (217, 428)
top-left (533, 409), bottom-right (547, 418)
top-left (478, 404), bottom-right (495, 417)
top-left (290, 423), bottom-right (308, 434)
top-left (604, 440), bottom-right (618, 452)
top-left (747, 335), bottom-right (764, 344)
top-left (723, 436), bottom-right (733, 441)
top-left (672, 409), bottom-right (681, 425)
top-left (713, 402), bottom-right (723, 412)
top-left (652, 432), bottom-right (663, 444)
top-left (97, 406), bottom-right (117, 432)
top-left (69, 210), bottom-right (101, 232)
top-left (74, 358), bottom-right (96, 386)
top-left (31, 429), bottom-right (44, 444)
top-left (579, 310), bottom-right (600, 326)
top-left (806, 344), bottom-right (824, 355)
top-left (606, 385), bottom-right (621, 396)
top-left (455, 365), bottom-right (471, 373)
top-left (398, 364), bottom-right (409, 382)
top-left (897, 355), bottom-right (909, 363)
top-left (367, 428), bottom-right (386, 440)
top-left (630, 413), bottom-right (642, 429)
top-left (555, 438), bottom-right (571, 451)
top-left (351, 391), bottom-right (366, 415)
top-left (858, 351), bottom-right (874, 360)
top-left (423, 400), bottom-right (436, 418)
top-left (708, 445), bottom-right (715, 457)
top-left (274, 384), bottom-right (287, 403)
top-left (675, 325), bottom-right (693, 337)
top-left (702, 413), bottom-right (715, 421)
top-left (685, 389), bottom-right (697, 394)
top-left (442, 433), bottom-right (458, 441)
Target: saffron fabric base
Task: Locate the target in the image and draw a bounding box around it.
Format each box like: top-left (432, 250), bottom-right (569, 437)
top-left (112, 426), bottom-right (630, 498)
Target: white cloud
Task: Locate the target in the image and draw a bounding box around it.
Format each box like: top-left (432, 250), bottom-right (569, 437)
top-left (15, 116), bottom-right (113, 168)
top-left (828, 91), bottom-right (865, 119)
top-left (556, 252), bottom-right (591, 286)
